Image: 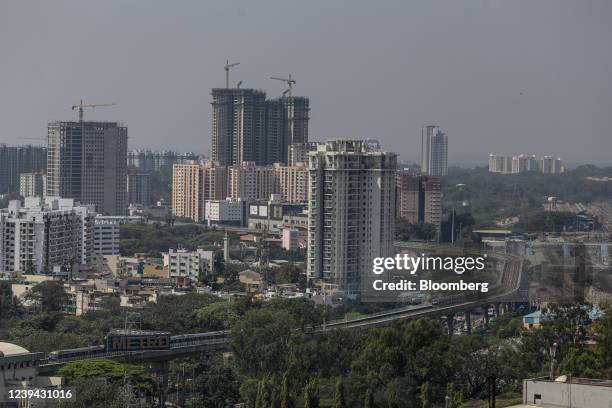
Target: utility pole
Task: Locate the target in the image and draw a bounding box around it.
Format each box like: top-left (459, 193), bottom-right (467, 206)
top-left (224, 60), bottom-right (240, 89)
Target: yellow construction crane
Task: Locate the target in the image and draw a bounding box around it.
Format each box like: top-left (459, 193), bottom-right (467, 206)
top-left (224, 60), bottom-right (240, 88)
top-left (71, 99), bottom-right (116, 122)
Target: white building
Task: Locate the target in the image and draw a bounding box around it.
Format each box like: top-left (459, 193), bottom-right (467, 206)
top-left (19, 172), bottom-right (46, 198)
top-left (204, 198), bottom-right (246, 225)
top-left (540, 156), bottom-right (564, 174)
top-left (0, 197), bottom-right (95, 274)
top-left (163, 248), bottom-right (216, 283)
top-left (307, 140), bottom-right (396, 292)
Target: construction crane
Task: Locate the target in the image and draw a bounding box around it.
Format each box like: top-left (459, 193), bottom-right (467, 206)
top-left (270, 74), bottom-right (297, 143)
top-left (270, 74), bottom-right (296, 99)
top-left (71, 100), bottom-right (116, 122)
top-left (224, 60), bottom-right (240, 88)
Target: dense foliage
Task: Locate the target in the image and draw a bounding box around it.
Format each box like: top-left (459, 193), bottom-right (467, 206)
top-left (442, 165), bottom-right (612, 227)
top-left (119, 224), bottom-right (226, 257)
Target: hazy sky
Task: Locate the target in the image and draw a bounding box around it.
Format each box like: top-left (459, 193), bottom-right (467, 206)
top-left (1, 0), bottom-right (611, 165)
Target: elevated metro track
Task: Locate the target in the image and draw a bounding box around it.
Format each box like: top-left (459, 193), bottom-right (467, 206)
top-left (34, 245), bottom-right (524, 370)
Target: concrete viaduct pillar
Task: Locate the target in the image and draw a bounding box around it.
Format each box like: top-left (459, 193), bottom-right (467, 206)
top-left (465, 310), bottom-right (472, 335)
top-left (446, 313), bottom-right (455, 336)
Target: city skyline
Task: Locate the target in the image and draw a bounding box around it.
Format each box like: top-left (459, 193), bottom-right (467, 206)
top-left (1, 1), bottom-right (611, 165)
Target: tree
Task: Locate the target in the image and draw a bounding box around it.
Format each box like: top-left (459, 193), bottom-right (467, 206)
top-left (420, 381), bottom-right (431, 408)
top-left (231, 308), bottom-right (294, 376)
top-left (333, 378), bottom-right (346, 408)
top-left (303, 378), bottom-right (319, 408)
top-left (58, 359), bottom-right (156, 394)
top-left (280, 373), bottom-right (295, 408)
top-left (255, 377), bottom-right (273, 408)
top-left (0, 281), bottom-right (23, 319)
top-left (363, 388), bottom-right (375, 408)
top-left (25, 281), bottom-right (67, 312)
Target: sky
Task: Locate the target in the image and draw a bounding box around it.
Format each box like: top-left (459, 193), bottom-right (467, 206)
top-left (1, 0), bottom-right (611, 165)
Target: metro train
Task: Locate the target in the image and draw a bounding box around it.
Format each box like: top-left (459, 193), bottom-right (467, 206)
top-left (47, 330), bottom-right (230, 361)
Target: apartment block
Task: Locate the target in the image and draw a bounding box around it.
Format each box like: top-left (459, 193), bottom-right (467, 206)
top-left (0, 145), bottom-right (47, 194)
top-left (211, 88), bottom-right (267, 166)
top-left (0, 197), bottom-right (95, 274)
top-left (396, 172), bottom-right (442, 227)
top-left (127, 170), bottom-right (152, 206)
top-left (171, 161), bottom-right (227, 222)
top-left (228, 162), bottom-right (276, 201)
top-left (19, 172), bottom-right (46, 198)
top-left (47, 121), bottom-right (128, 215)
top-left (540, 156), bottom-right (564, 174)
top-left (163, 248), bottom-right (215, 283)
top-left (273, 163), bottom-right (308, 203)
top-left (307, 140), bottom-right (397, 292)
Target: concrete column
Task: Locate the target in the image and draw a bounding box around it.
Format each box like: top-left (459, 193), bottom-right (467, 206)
top-left (465, 310), bottom-right (472, 335)
top-left (495, 303), bottom-right (501, 318)
top-left (446, 314), bottom-right (455, 336)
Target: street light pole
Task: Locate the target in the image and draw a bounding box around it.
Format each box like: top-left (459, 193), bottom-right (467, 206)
top-left (549, 342), bottom-right (558, 380)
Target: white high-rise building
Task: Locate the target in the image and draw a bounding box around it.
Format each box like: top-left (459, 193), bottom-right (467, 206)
top-left (307, 140), bottom-right (396, 292)
top-left (421, 125), bottom-right (448, 176)
top-left (0, 197), bottom-right (95, 274)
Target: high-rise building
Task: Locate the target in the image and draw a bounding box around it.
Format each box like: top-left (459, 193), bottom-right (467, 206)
top-left (0, 145), bottom-right (47, 194)
top-left (127, 170), bottom-right (152, 206)
top-left (273, 163), bottom-right (308, 203)
top-left (265, 97), bottom-right (310, 164)
top-left (171, 161), bottom-right (227, 222)
top-left (288, 142), bottom-right (320, 166)
top-left (0, 197), bottom-right (95, 274)
top-left (19, 172), bottom-right (46, 198)
top-left (47, 121), bottom-right (128, 215)
top-left (127, 150), bottom-right (199, 181)
top-left (307, 140), bottom-right (396, 292)
top-left (511, 154), bottom-right (538, 173)
top-left (228, 162), bottom-right (276, 201)
top-left (396, 172), bottom-right (442, 227)
top-left (488, 153), bottom-right (513, 174)
top-left (211, 88), bottom-right (267, 166)
top-left (421, 125), bottom-right (448, 176)
top-left (540, 156), bottom-right (564, 174)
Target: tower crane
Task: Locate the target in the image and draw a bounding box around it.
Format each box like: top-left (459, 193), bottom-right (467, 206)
top-left (270, 74), bottom-right (297, 144)
top-left (224, 60), bottom-right (240, 88)
top-left (71, 100), bottom-right (116, 122)
top-left (270, 74), bottom-right (296, 98)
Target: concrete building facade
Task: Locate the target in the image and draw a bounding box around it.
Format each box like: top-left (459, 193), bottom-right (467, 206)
top-left (421, 125), bottom-right (448, 176)
top-left (0, 145), bottom-right (47, 195)
top-left (19, 172), bottom-right (46, 198)
top-left (0, 197), bottom-right (95, 274)
top-left (228, 162), bottom-right (276, 201)
top-left (273, 163), bottom-right (308, 203)
top-left (307, 140), bottom-right (397, 292)
top-left (396, 172), bottom-right (441, 227)
top-left (127, 170), bottom-right (152, 206)
top-left (163, 248), bottom-right (215, 283)
top-left (47, 121), bottom-right (128, 215)
top-left (171, 161), bottom-right (227, 222)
